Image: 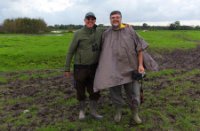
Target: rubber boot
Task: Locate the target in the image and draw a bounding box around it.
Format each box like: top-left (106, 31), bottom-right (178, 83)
top-left (89, 100), bottom-right (103, 120)
top-left (114, 107), bottom-right (122, 123)
top-left (79, 101), bottom-right (86, 120)
top-left (132, 108), bottom-right (142, 124)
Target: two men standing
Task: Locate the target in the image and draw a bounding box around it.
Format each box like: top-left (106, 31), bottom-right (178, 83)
top-left (65, 11), bottom-right (157, 123)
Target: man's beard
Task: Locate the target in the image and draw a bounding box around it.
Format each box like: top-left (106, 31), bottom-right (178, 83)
top-left (112, 22), bottom-right (120, 29)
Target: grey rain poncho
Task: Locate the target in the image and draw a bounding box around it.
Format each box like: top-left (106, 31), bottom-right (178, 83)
top-left (94, 26), bottom-right (158, 92)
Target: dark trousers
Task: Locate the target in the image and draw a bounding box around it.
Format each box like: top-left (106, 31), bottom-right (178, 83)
top-left (73, 64), bottom-right (100, 101)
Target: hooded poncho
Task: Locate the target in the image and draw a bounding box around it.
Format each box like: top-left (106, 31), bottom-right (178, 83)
top-left (93, 25), bottom-right (158, 92)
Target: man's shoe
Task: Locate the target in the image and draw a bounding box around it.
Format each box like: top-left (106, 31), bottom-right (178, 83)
top-left (89, 100), bottom-right (103, 120)
top-left (79, 101), bottom-right (86, 120)
top-left (132, 108), bottom-right (142, 124)
top-left (133, 112), bottom-right (142, 124)
top-left (114, 107), bottom-right (122, 122)
top-left (114, 110), bottom-right (122, 122)
top-left (79, 110), bottom-right (85, 120)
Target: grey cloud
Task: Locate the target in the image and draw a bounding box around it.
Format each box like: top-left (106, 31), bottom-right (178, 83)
top-left (0, 0), bottom-right (200, 25)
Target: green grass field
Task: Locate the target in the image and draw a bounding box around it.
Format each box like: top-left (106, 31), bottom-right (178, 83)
top-left (138, 30), bottom-right (200, 51)
top-left (0, 30), bottom-right (200, 131)
top-left (0, 33), bottom-right (72, 72)
top-left (0, 30), bottom-right (200, 72)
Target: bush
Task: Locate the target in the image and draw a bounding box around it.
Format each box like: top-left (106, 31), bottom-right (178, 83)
top-left (2, 18), bottom-right (48, 34)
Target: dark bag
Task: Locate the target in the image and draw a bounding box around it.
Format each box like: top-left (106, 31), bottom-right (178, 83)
top-left (132, 70), bottom-right (146, 80)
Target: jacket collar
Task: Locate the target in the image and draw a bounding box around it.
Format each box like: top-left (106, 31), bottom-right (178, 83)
top-left (112, 23), bottom-right (126, 31)
top-left (83, 24), bottom-right (97, 33)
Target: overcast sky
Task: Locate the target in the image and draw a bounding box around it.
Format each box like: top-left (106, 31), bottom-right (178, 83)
top-left (0, 0), bottom-right (200, 26)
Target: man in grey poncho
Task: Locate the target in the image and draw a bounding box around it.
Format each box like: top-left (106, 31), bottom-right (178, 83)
top-left (93, 11), bottom-right (158, 124)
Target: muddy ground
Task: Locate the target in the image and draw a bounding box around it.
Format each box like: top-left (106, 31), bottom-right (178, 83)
top-left (0, 46), bottom-right (200, 131)
top-left (154, 45), bottom-right (200, 70)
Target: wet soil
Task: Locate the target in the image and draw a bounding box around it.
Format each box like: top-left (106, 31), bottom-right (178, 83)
top-left (154, 46), bottom-right (200, 70)
top-left (0, 46), bottom-right (200, 130)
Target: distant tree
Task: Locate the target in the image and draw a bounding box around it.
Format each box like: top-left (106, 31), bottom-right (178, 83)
top-left (180, 25), bottom-right (194, 30)
top-left (169, 21), bottom-right (181, 30)
top-left (3, 18), bottom-right (46, 33)
top-left (2, 18), bottom-right (47, 34)
top-left (3, 19), bottom-right (16, 33)
top-left (0, 24), bottom-right (4, 33)
top-left (169, 23), bottom-right (176, 30)
top-left (195, 26), bottom-right (200, 30)
top-left (98, 24), bottom-right (104, 27)
top-left (142, 23), bottom-right (148, 29)
top-left (174, 21), bottom-right (180, 27)
top-left (49, 24), bottom-right (83, 31)
top-left (175, 21), bottom-right (181, 29)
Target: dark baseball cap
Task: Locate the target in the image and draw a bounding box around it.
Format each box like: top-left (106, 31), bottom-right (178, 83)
top-left (85, 12), bottom-right (96, 19)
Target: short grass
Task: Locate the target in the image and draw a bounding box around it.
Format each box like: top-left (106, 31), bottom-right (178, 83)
top-left (0, 33), bottom-right (72, 72)
top-left (1, 30), bottom-right (200, 72)
top-left (138, 30), bottom-right (200, 52)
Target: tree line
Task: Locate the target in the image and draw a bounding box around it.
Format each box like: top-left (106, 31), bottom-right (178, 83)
top-left (0, 18), bottom-right (47, 34)
top-left (48, 21), bottom-right (200, 31)
top-left (0, 19), bottom-right (200, 34)
top-left (48, 24), bottom-right (83, 31)
top-left (134, 21), bottom-right (200, 30)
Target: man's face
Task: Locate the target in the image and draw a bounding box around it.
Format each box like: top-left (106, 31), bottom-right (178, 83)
top-left (84, 17), bottom-right (96, 28)
top-left (110, 14), bottom-right (122, 27)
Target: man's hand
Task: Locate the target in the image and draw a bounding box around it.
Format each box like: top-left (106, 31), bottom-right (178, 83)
top-left (64, 71), bottom-right (71, 79)
top-left (137, 50), bottom-right (145, 73)
top-left (138, 65), bottom-right (145, 73)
